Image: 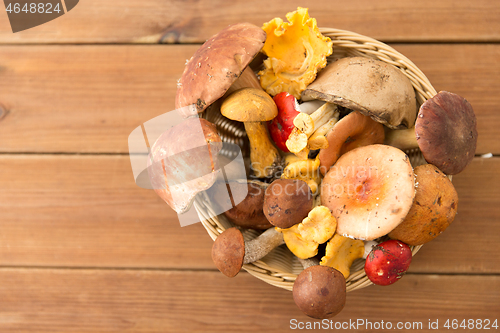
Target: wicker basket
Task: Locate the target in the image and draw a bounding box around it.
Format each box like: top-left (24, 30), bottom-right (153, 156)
top-left (196, 28), bottom-right (440, 292)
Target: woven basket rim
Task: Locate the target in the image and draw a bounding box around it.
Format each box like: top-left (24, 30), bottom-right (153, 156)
top-left (197, 27), bottom-right (439, 292)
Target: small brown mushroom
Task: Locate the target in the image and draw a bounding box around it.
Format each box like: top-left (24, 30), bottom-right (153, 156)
top-left (221, 88), bottom-right (280, 178)
top-left (318, 111), bottom-right (385, 175)
top-left (416, 91), bottom-right (477, 175)
top-left (321, 144), bottom-right (415, 240)
top-left (211, 227), bottom-right (284, 277)
top-left (147, 118), bottom-right (222, 214)
top-left (388, 164), bottom-right (459, 245)
top-left (175, 23), bottom-right (266, 116)
top-left (207, 180), bottom-right (273, 230)
top-left (293, 264), bottom-right (346, 319)
top-left (263, 179), bottom-right (314, 229)
top-left (302, 57), bottom-right (417, 129)
top-left (385, 91), bottom-right (477, 175)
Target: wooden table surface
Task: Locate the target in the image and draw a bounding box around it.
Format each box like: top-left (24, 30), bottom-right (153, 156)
top-left (0, 1), bottom-right (499, 332)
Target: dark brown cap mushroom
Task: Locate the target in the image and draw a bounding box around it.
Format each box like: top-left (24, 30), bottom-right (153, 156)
top-left (301, 57), bottom-right (417, 129)
top-left (147, 118), bottom-right (222, 214)
top-left (293, 265), bottom-right (346, 319)
top-left (416, 91), bottom-right (477, 175)
top-left (318, 111), bottom-right (385, 175)
top-left (175, 23), bottom-right (266, 116)
top-left (211, 227), bottom-right (284, 277)
top-left (389, 164), bottom-right (459, 245)
top-left (263, 179), bottom-right (314, 229)
top-left (207, 180), bottom-right (273, 230)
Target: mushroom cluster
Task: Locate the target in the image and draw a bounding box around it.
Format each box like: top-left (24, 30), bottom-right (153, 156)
top-left (149, 7), bottom-right (478, 322)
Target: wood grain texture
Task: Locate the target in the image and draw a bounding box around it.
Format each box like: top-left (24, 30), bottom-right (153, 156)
top-left (0, 44), bottom-right (498, 154)
top-left (0, 0), bottom-right (499, 44)
top-left (0, 269), bottom-right (498, 333)
top-left (0, 155), bottom-right (498, 273)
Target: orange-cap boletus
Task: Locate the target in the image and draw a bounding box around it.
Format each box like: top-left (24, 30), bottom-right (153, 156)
top-left (148, 118), bottom-right (222, 214)
top-left (211, 227), bottom-right (284, 277)
top-left (263, 179), bottom-right (314, 229)
top-left (388, 164), bottom-right (458, 245)
top-left (321, 145), bottom-right (415, 240)
top-left (175, 23), bottom-right (266, 116)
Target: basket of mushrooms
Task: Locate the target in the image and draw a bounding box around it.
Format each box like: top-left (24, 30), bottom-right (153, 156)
top-left (149, 7), bottom-right (478, 319)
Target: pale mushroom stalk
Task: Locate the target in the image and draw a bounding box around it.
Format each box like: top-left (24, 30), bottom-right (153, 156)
top-left (293, 102), bottom-right (337, 136)
top-left (221, 88), bottom-right (281, 178)
top-left (298, 257), bottom-right (320, 269)
top-left (308, 113), bottom-right (340, 150)
top-left (243, 227), bottom-right (284, 264)
top-left (224, 67), bottom-right (262, 97)
top-left (384, 127), bottom-right (419, 150)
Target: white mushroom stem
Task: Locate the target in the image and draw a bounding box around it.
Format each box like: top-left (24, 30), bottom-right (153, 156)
top-left (298, 100), bottom-right (325, 115)
top-left (243, 227), bottom-right (285, 264)
top-left (298, 257), bottom-right (320, 269)
top-left (308, 112), bottom-right (340, 150)
top-left (384, 127), bottom-right (419, 150)
top-left (294, 103), bottom-right (337, 137)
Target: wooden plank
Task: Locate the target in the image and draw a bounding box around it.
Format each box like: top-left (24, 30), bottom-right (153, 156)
top-left (0, 44), bottom-right (498, 154)
top-left (0, 269), bottom-right (498, 332)
top-left (0, 156), bottom-right (498, 273)
top-left (0, 0), bottom-right (499, 44)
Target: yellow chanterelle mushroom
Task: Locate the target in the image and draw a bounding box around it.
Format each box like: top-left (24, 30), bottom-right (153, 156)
top-left (259, 7), bottom-right (333, 99)
top-left (320, 234), bottom-right (364, 279)
top-left (277, 206), bottom-right (336, 259)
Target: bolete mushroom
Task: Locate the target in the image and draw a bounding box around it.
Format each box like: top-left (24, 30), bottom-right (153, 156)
top-left (318, 111), bottom-right (385, 175)
top-left (175, 22), bottom-right (266, 116)
top-left (147, 118), bottom-right (222, 214)
top-left (384, 91), bottom-right (478, 175)
top-left (293, 264), bottom-right (346, 319)
top-left (388, 164), bottom-right (458, 245)
top-left (221, 87), bottom-right (280, 178)
top-left (207, 180), bottom-right (273, 230)
top-left (302, 57), bottom-right (417, 129)
top-left (211, 227), bottom-right (284, 277)
top-left (321, 145), bottom-right (415, 240)
top-left (263, 178), bottom-right (314, 229)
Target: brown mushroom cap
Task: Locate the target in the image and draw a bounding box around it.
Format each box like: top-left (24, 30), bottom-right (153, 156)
top-left (147, 118), bottom-right (222, 214)
top-left (321, 144), bottom-right (415, 241)
top-left (293, 265), bottom-right (346, 319)
top-left (301, 57), bottom-right (417, 129)
top-left (263, 179), bottom-right (313, 229)
top-left (211, 228), bottom-right (245, 277)
top-left (175, 23), bottom-right (266, 115)
top-left (416, 91), bottom-right (478, 175)
top-left (319, 111), bottom-right (385, 175)
top-left (389, 164), bottom-right (458, 245)
top-left (207, 180), bottom-right (273, 230)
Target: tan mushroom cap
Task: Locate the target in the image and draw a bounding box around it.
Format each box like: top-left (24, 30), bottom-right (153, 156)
top-left (221, 87), bottom-right (278, 122)
top-left (175, 23), bottom-right (266, 115)
top-left (389, 164), bottom-right (458, 245)
top-left (319, 111), bottom-right (385, 175)
top-left (293, 265), bottom-right (346, 319)
top-left (321, 145), bottom-right (415, 241)
top-left (211, 228), bottom-right (245, 278)
top-left (302, 57), bottom-right (417, 129)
